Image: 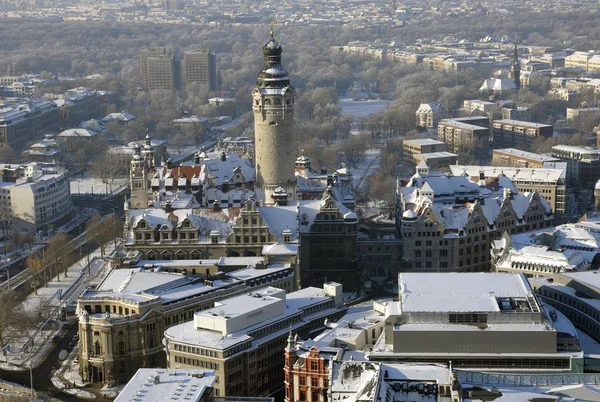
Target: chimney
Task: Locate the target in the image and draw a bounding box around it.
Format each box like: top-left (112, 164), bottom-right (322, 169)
top-left (195, 152), bottom-right (200, 165)
top-left (220, 151), bottom-right (226, 162)
top-left (167, 158), bottom-right (173, 169)
top-left (165, 201), bottom-right (173, 213)
top-left (326, 174), bottom-right (333, 186)
top-left (479, 170), bottom-right (485, 180)
top-left (213, 199), bottom-right (220, 211)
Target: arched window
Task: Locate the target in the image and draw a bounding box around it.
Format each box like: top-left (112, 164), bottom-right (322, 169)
top-left (94, 341), bottom-right (101, 355)
top-left (264, 99), bottom-right (271, 106)
top-left (118, 341), bottom-right (125, 355)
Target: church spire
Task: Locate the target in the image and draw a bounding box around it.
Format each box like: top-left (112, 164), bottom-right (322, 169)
top-left (285, 330), bottom-right (296, 352)
top-left (510, 40), bottom-right (521, 89)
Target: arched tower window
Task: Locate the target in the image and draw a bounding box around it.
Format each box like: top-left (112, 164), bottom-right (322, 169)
top-left (94, 341), bottom-right (101, 355)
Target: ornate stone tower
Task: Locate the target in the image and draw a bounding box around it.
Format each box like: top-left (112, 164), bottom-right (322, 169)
top-left (130, 146), bottom-right (149, 209)
top-left (509, 42), bottom-right (521, 89)
top-left (283, 331), bottom-right (297, 402)
top-left (252, 26), bottom-right (296, 204)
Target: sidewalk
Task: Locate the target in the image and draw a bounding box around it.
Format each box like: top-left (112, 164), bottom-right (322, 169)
top-left (0, 242), bottom-right (117, 372)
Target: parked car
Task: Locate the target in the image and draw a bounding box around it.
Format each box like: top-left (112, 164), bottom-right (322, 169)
top-left (51, 335), bottom-right (60, 343)
top-left (61, 323), bottom-right (70, 330)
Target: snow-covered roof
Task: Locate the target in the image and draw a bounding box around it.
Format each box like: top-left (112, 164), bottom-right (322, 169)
top-left (128, 208), bottom-right (235, 244)
top-left (164, 285), bottom-right (339, 351)
top-left (57, 128), bottom-right (98, 138)
top-left (259, 203), bottom-right (299, 241)
top-left (114, 369), bottom-right (216, 402)
top-left (98, 269), bottom-right (191, 294)
top-left (262, 243), bottom-right (299, 256)
top-left (494, 148), bottom-right (560, 162)
top-left (398, 273), bottom-right (534, 313)
top-left (101, 112), bottom-right (136, 122)
top-left (449, 165), bottom-right (565, 183)
top-left (479, 77), bottom-right (517, 91)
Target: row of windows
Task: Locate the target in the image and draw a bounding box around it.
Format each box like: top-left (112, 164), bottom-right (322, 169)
top-left (174, 355), bottom-right (220, 370)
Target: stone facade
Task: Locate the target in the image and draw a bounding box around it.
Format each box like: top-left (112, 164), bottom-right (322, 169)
top-left (252, 29), bottom-right (296, 204)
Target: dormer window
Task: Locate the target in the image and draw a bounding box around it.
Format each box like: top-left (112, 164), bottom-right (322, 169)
top-left (184, 221), bottom-right (191, 228)
top-left (140, 221), bottom-right (146, 229)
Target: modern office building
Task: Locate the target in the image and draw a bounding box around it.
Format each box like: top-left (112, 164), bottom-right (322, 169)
top-left (369, 273), bottom-right (579, 372)
top-left (492, 120), bottom-right (553, 149)
top-left (183, 50), bottom-right (218, 91)
top-left (0, 162), bottom-right (72, 232)
top-left (533, 271), bottom-right (600, 344)
top-left (115, 369), bottom-right (217, 402)
top-left (164, 283), bottom-right (347, 397)
top-left (551, 145), bottom-right (600, 189)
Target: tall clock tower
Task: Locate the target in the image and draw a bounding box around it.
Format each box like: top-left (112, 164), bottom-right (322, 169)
top-left (252, 27), bottom-right (296, 204)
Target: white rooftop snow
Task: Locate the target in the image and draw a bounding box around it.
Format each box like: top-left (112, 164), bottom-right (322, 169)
top-left (398, 273), bottom-right (534, 313)
top-left (114, 369), bottom-right (216, 402)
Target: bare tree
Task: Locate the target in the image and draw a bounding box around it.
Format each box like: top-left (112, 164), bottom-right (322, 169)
top-left (26, 254), bottom-right (44, 295)
top-left (0, 294), bottom-right (34, 354)
top-left (44, 233), bottom-right (71, 282)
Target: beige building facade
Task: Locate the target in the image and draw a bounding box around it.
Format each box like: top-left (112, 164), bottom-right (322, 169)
top-left (402, 138), bottom-right (447, 165)
top-left (77, 262), bottom-right (295, 385)
top-left (164, 284), bottom-right (347, 397)
top-left (492, 148), bottom-right (561, 169)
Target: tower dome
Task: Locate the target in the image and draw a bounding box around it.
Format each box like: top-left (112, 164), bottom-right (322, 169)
top-left (256, 26), bottom-right (290, 87)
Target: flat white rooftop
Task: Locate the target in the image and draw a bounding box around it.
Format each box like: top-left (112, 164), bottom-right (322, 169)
top-left (494, 119), bottom-right (552, 128)
top-left (493, 148), bottom-right (560, 162)
top-left (417, 151), bottom-right (459, 159)
top-left (114, 369), bottom-right (216, 402)
top-left (404, 138), bottom-right (446, 146)
top-left (450, 165), bottom-right (565, 183)
top-left (398, 273), bottom-right (535, 313)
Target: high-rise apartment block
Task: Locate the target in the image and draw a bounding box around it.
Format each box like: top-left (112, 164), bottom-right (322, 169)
top-left (437, 118), bottom-right (490, 160)
top-left (492, 120), bottom-right (553, 149)
top-left (140, 47), bottom-right (170, 90)
top-left (140, 47), bottom-right (217, 92)
top-left (183, 50), bottom-right (218, 91)
top-left (146, 54), bottom-right (179, 91)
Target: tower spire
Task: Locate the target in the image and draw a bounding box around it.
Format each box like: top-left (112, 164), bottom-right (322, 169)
top-left (509, 38), bottom-right (521, 90)
top-left (269, 21), bottom-right (275, 40)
